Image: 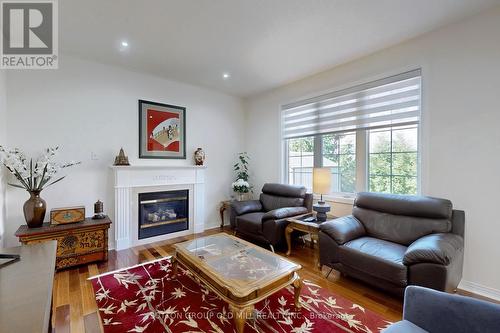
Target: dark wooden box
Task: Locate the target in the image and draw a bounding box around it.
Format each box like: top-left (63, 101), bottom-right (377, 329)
top-left (15, 217), bottom-right (112, 270)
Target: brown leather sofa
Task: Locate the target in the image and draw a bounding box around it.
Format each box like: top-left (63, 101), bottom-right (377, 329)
top-left (319, 192), bottom-right (464, 296)
top-left (230, 183), bottom-right (313, 251)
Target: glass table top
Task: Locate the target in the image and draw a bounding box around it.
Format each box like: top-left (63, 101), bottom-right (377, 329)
top-left (173, 233), bottom-right (300, 292)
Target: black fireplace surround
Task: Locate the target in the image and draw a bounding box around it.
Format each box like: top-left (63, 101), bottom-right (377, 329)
top-left (138, 190), bottom-right (189, 239)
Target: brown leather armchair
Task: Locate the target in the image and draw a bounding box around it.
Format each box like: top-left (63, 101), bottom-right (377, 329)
top-left (230, 183), bottom-right (313, 251)
top-left (319, 192), bottom-right (464, 296)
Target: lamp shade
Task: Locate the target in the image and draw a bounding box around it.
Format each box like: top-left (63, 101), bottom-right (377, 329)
top-left (313, 167), bottom-right (331, 195)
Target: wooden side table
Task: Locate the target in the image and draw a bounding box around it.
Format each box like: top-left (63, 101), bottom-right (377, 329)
top-left (15, 217), bottom-right (112, 270)
top-left (219, 200), bottom-right (233, 228)
top-left (285, 214), bottom-right (323, 269)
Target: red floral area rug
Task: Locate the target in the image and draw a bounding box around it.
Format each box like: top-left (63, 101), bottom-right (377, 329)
top-left (89, 257), bottom-right (392, 333)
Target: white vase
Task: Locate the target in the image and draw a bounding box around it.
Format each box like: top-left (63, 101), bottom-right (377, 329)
top-left (235, 192), bottom-right (246, 201)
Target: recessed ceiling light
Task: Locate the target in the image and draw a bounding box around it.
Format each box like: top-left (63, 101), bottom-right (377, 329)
top-left (121, 41), bottom-right (129, 47)
top-left (222, 73), bottom-right (230, 79)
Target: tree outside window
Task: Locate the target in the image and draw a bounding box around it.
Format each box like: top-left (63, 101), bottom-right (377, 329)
top-left (368, 125), bottom-right (418, 195)
top-left (285, 125), bottom-right (419, 195)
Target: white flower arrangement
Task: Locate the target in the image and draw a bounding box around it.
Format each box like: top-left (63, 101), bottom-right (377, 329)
top-left (232, 178), bottom-right (250, 193)
top-left (0, 146), bottom-right (80, 192)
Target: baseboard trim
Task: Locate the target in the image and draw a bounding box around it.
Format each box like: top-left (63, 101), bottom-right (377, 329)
top-left (459, 280), bottom-right (500, 301)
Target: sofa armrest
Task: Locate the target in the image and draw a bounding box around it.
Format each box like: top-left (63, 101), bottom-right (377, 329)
top-left (404, 233), bottom-right (464, 266)
top-left (319, 215), bottom-right (366, 245)
top-left (230, 200), bottom-right (263, 216)
top-left (262, 207), bottom-right (308, 221)
top-left (402, 285), bottom-right (500, 333)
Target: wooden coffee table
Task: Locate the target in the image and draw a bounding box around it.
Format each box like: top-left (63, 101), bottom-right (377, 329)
top-left (172, 233), bottom-right (302, 333)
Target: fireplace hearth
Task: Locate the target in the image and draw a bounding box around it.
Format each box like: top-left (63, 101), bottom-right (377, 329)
top-left (138, 190), bottom-right (189, 239)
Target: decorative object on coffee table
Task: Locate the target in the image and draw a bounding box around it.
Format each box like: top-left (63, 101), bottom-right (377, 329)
top-left (113, 148), bottom-right (130, 166)
top-left (92, 200), bottom-right (106, 219)
top-left (172, 233), bottom-right (302, 333)
top-left (139, 99), bottom-right (186, 159)
top-left (0, 146), bottom-right (80, 228)
top-left (50, 206), bottom-right (85, 225)
top-left (313, 167), bottom-right (331, 222)
top-left (15, 216), bottom-right (112, 270)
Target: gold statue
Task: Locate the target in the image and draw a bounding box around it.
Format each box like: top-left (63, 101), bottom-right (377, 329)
top-left (114, 148), bottom-right (130, 166)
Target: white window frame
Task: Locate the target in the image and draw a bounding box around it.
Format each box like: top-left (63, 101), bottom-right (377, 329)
top-left (282, 126), bottom-right (420, 198)
top-left (366, 125), bottom-right (420, 195)
top-left (314, 132), bottom-right (358, 196)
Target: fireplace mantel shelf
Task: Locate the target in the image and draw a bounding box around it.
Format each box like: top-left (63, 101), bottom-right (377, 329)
top-left (110, 165), bottom-right (207, 170)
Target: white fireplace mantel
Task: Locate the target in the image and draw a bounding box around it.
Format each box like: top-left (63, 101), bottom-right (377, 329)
top-left (111, 165), bottom-right (206, 250)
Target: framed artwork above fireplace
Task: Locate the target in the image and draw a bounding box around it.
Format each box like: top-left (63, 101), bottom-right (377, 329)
top-left (139, 99), bottom-right (186, 159)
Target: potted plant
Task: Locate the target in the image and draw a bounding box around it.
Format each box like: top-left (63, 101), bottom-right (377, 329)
top-left (232, 152), bottom-right (252, 201)
top-left (0, 146), bottom-right (80, 228)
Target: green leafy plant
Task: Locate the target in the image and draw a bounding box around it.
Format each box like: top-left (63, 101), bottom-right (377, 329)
top-left (232, 152), bottom-right (252, 193)
top-left (233, 152), bottom-right (250, 181)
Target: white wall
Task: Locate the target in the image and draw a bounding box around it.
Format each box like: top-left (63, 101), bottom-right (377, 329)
top-left (245, 6), bottom-right (500, 298)
top-left (0, 70), bottom-right (6, 247)
top-left (4, 55), bottom-right (245, 248)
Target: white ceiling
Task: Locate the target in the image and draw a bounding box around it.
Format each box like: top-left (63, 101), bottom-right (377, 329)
top-left (60, 0), bottom-right (500, 97)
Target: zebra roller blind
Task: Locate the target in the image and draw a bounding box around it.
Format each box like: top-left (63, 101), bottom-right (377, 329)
top-left (282, 69), bottom-right (421, 139)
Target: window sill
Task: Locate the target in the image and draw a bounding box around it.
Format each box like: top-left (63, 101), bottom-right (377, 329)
top-left (313, 194), bottom-right (355, 205)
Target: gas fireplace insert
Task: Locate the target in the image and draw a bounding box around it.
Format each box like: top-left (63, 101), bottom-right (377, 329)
top-left (138, 190), bottom-right (189, 239)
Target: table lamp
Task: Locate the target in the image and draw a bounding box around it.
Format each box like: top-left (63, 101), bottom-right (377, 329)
top-left (313, 167), bottom-right (331, 222)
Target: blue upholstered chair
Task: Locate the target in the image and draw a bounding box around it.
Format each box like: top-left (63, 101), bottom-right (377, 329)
top-left (383, 285), bottom-right (500, 333)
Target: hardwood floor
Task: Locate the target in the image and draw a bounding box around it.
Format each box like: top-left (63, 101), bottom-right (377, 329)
top-left (52, 226), bottom-right (406, 332)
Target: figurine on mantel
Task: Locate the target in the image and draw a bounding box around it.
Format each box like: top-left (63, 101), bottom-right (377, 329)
top-left (194, 147), bottom-right (205, 166)
top-left (114, 148), bottom-right (130, 166)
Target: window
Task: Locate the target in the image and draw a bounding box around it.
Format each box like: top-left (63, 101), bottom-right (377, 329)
top-left (287, 137), bottom-right (314, 190)
top-left (282, 70), bottom-right (421, 196)
top-left (322, 133), bottom-right (356, 193)
top-left (369, 125), bottom-right (418, 194)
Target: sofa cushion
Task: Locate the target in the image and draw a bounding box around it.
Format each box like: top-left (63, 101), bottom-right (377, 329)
top-left (382, 320), bottom-right (428, 333)
top-left (260, 193), bottom-right (304, 212)
top-left (262, 183), bottom-right (306, 198)
top-left (353, 207), bottom-right (451, 246)
top-left (339, 237), bottom-right (408, 286)
top-left (355, 192), bottom-right (452, 220)
top-left (236, 212), bottom-right (265, 235)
